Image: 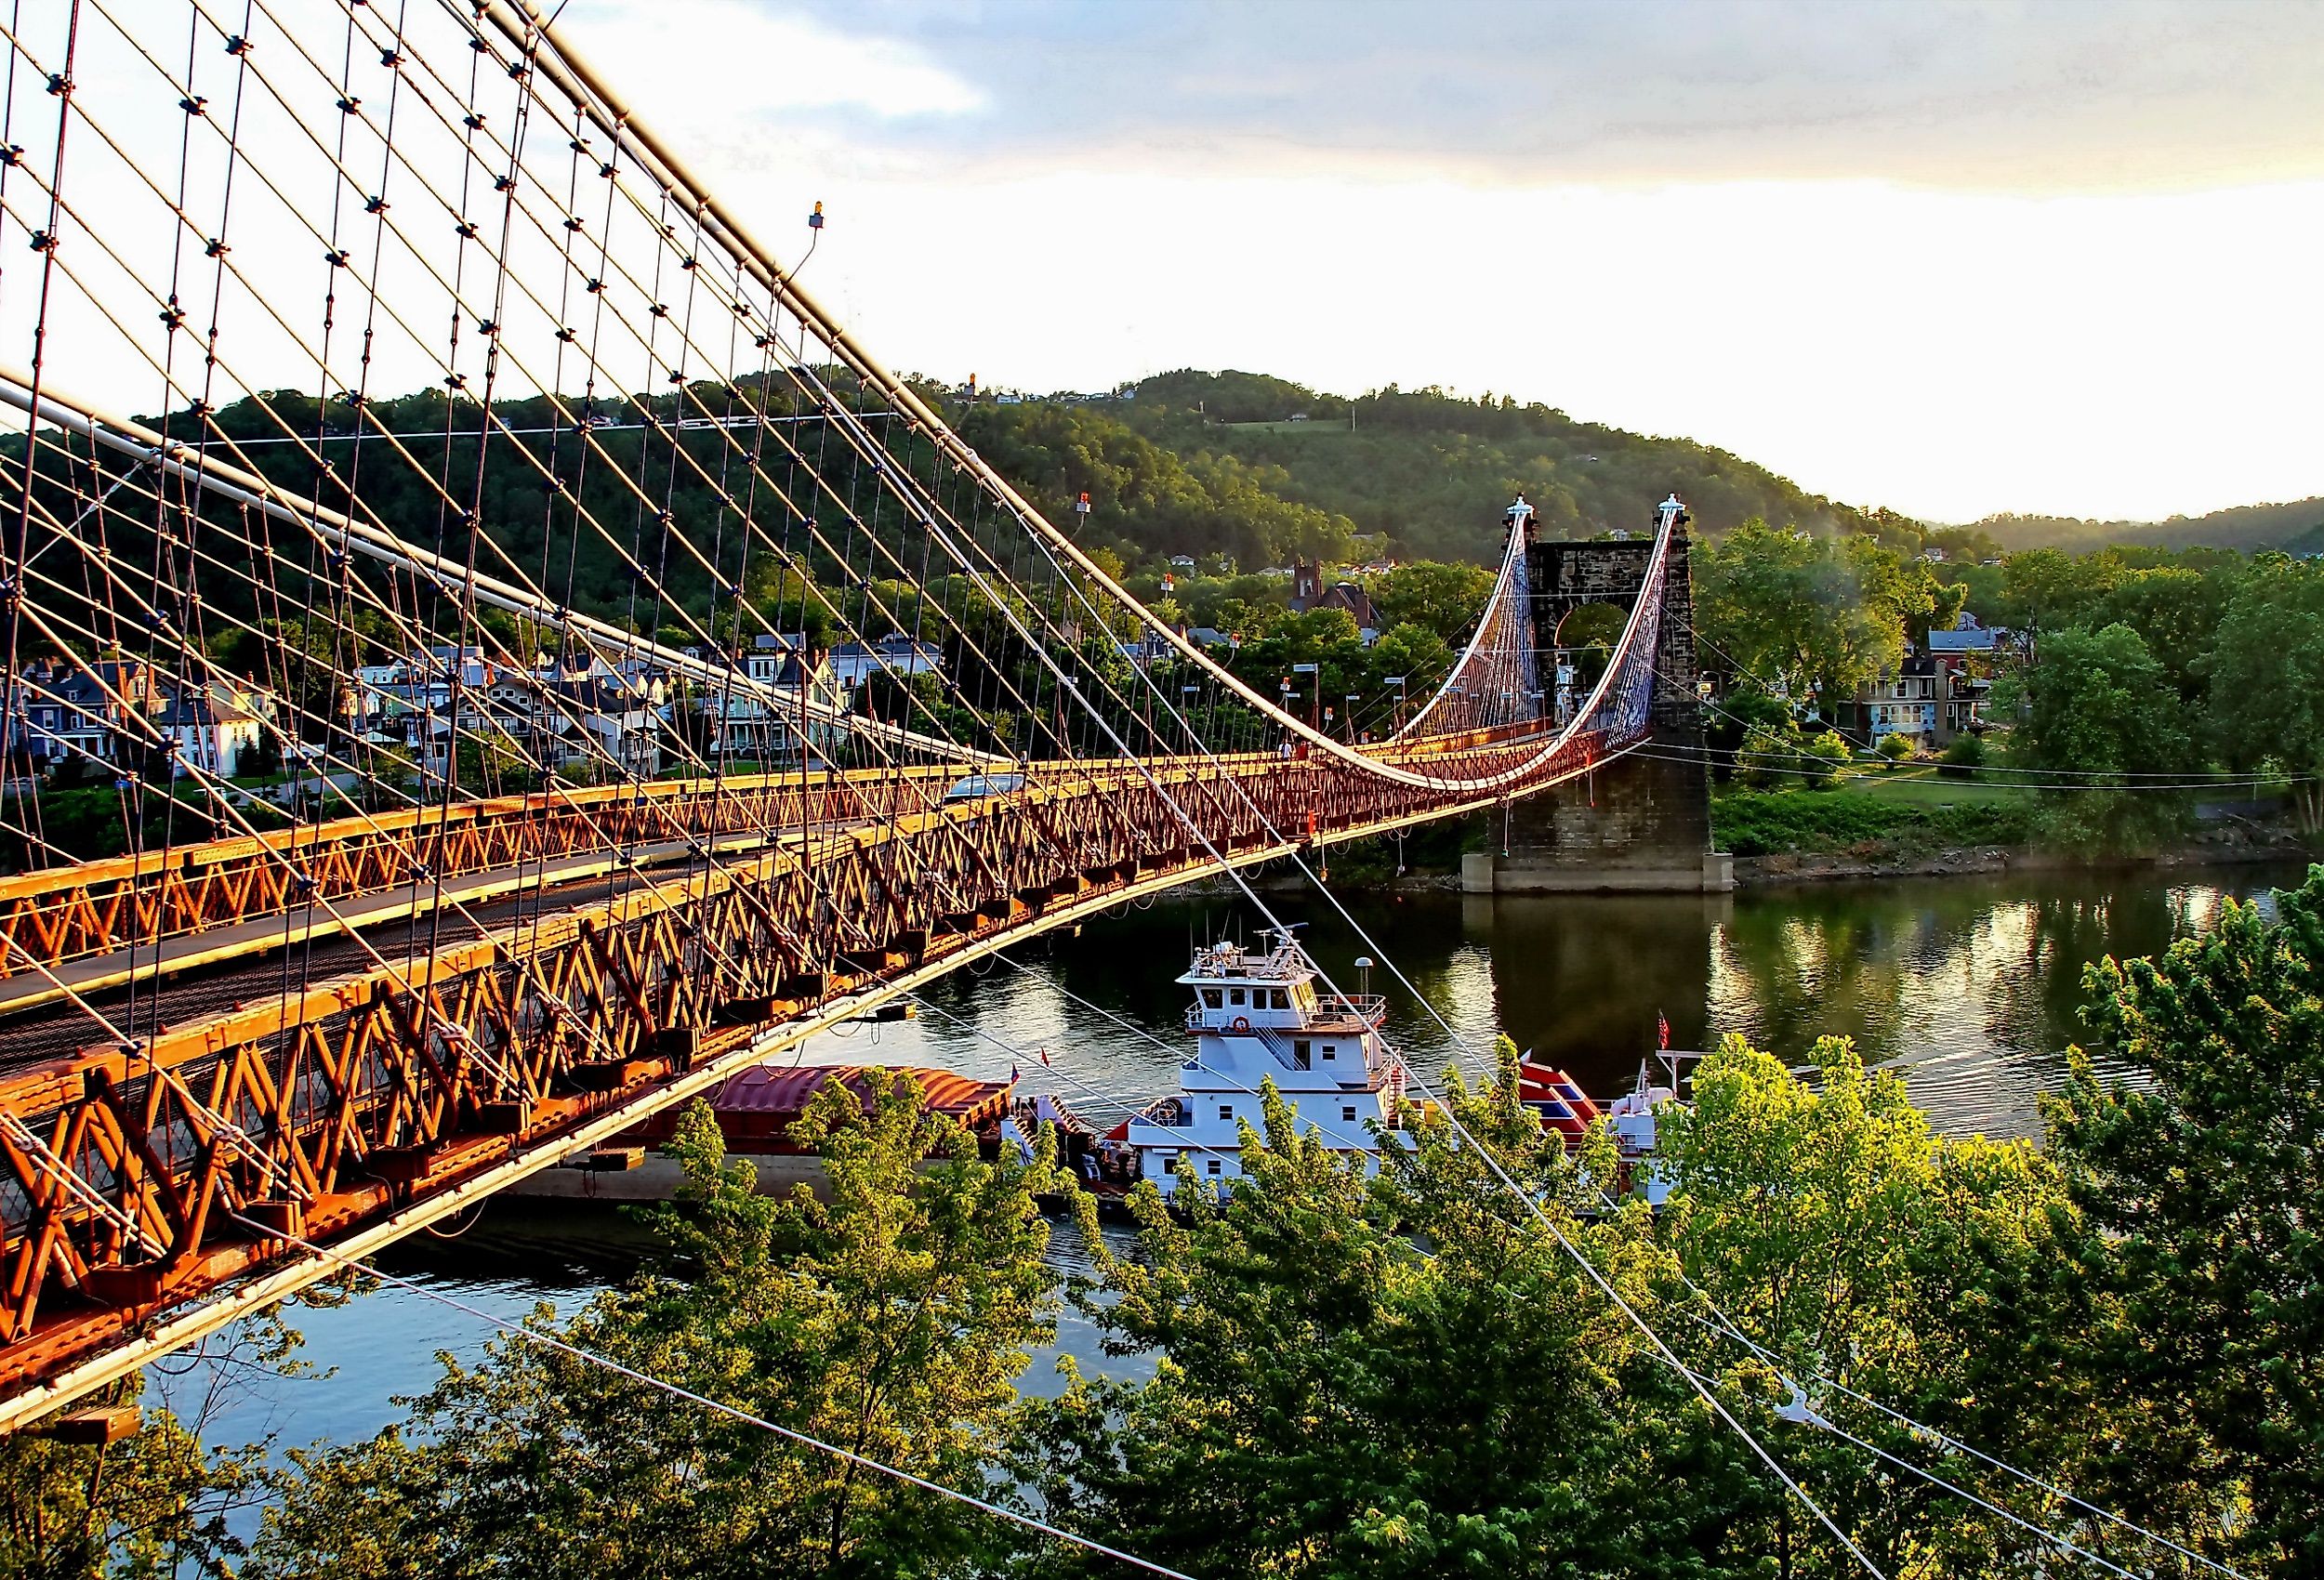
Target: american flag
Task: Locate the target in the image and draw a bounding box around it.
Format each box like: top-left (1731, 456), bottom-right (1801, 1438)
top-left (1657, 1012), bottom-right (1671, 1051)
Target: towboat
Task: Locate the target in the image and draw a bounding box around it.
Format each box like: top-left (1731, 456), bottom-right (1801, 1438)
top-left (1117, 928), bottom-right (1410, 1200)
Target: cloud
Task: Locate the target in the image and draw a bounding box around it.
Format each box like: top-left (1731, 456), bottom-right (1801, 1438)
top-left (566, 0), bottom-right (2324, 191)
top-left (568, 1), bottom-right (985, 121)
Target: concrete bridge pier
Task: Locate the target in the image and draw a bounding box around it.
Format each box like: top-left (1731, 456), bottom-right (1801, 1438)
top-left (1460, 752), bottom-right (1735, 893)
top-left (1460, 522), bottom-right (1735, 895)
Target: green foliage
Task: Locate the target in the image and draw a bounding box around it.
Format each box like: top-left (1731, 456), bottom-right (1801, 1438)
top-left (2048, 865), bottom-right (2324, 1573)
top-left (958, 399), bottom-right (1361, 571)
top-left (0, 1309), bottom-right (318, 1580)
top-left (2207, 557), bottom-right (2324, 829)
top-left (0, 1394), bottom-right (256, 1580)
top-left (1126, 371), bottom-right (1883, 563)
top-left (1693, 520), bottom-right (1949, 709)
top-left (1975, 498), bottom-right (2324, 555)
top-left (247, 1080), bottom-right (1069, 1579)
top-left (1937, 731), bottom-right (1987, 779)
top-left (2007, 624), bottom-right (2196, 853)
top-left (1662, 1037), bottom-right (2179, 1574)
top-left (1875, 732), bottom-right (1914, 763)
top-left (1366, 560), bottom-right (1495, 644)
top-left (1712, 784), bottom-right (2033, 856)
top-left (1737, 722), bottom-right (1800, 789)
top-left (1799, 730), bottom-right (1852, 789)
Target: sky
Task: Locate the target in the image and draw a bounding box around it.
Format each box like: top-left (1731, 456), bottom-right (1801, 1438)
top-left (544, 0), bottom-right (2324, 525)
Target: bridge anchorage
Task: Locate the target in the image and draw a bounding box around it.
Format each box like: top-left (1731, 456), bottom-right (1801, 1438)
top-left (0, 0), bottom-right (1698, 1430)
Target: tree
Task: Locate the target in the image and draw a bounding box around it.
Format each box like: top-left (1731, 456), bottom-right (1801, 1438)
top-left (2048, 866), bottom-right (2324, 1574)
top-left (247, 1077), bottom-right (1069, 1580)
top-left (2207, 558), bottom-right (2324, 828)
top-left (1938, 731), bottom-right (1985, 779)
top-left (2094, 565), bottom-right (2234, 706)
top-left (0, 1309), bottom-right (315, 1579)
top-left (2003, 623), bottom-right (2195, 852)
top-left (1367, 560), bottom-right (1495, 646)
top-left (1800, 729), bottom-right (1851, 789)
top-left (1663, 1037), bottom-right (2190, 1576)
top-left (1875, 732), bottom-right (1913, 764)
top-left (1991, 547), bottom-right (2120, 643)
top-left (1013, 1048), bottom-right (1776, 1579)
top-left (1738, 722), bottom-right (1800, 789)
top-left (1693, 522), bottom-right (1940, 711)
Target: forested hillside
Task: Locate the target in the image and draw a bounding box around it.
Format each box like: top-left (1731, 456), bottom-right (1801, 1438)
top-left (1974, 497), bottom-right (2324, 554)
top-left (997, 368), bottom-right (1882, 565)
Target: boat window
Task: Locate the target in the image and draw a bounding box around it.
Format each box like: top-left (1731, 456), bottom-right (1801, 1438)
top-left (1228, 988), bottom-right (1247, 1007)
top-left (1341, 1105), bottom-right (1358, 1122)
top-left (1201, 989), bottom-right (1222, 1009)
top-left (1207, 1158), bottom-right (1222, 1176)
top-left (1321, 1045), bottom-right (1336, 1060)
top-left (1292, 1039), bottom-right (1311, 1069)
top-left (1218, 1104), bottom-right (1233, 1121)
top-left (1270, 989), bottom-right (1290, 1009)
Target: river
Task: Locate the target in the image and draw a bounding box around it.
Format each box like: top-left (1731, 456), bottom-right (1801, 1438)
top-left (153, 860), bottom-right (2312, 1498)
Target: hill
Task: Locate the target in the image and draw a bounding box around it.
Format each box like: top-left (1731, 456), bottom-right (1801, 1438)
top-left (1105, 370), bottom-right (1882, 564)
top-left (1974, 497), bottom-right (2324, 555)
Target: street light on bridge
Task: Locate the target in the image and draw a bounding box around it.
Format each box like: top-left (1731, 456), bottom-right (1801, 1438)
top-left (1292, 662), bottom-right (1320, 733)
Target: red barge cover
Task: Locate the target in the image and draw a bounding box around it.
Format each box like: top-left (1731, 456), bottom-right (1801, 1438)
top-left (615, 1065), bottom-right (1012, 1153)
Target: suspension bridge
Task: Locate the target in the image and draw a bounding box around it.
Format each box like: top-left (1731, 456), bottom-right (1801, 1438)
top-left (0, 0), bottom-right (1707, 1430)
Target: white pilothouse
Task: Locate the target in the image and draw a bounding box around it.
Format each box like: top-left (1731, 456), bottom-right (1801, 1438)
top-left (1125, 928), bottom-right (1410, 1200)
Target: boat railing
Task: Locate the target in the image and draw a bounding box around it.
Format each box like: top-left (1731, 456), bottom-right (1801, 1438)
top-left (1321, 993), bottom-right (1388, 1025)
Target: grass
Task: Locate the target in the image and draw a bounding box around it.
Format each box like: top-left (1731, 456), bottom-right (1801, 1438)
top-left (1832, 765), bottom-right (2036, 809)
top-left (1714, 776), bottom-right (2036, 859)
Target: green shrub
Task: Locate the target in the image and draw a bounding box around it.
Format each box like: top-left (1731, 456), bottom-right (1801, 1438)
top-left (1738, 724), bottom-right (1796, 789)
top-left (1799, 731), bottom-right (1852, 789)
top-left (1938, 732), bottom-right (1986, 779)
top-left (1876, 733), bottom-right (1914, 764)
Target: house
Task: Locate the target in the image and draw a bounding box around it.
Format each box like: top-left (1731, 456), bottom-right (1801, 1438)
top-left (1849, 655), bottom-right (1942, 745)
top-left (1185, 626), bottom-right (1235, 651)
top-left (1925, 619), bottom-right (1999, 738)
top-left (156, 680), bottom-right (269, 778)
top-left (538, 674), bottom-right (666, 778)
top-left (1115, 631), bottom-right (1176, 668)
top-left (1847, 618), bottom-right (1997, 747)
top-left (827, 633), bottom-right (943, 689)
top-left (705, 642), bottom-right (849, 764)
top-left (1167, 555), bottom-right (1197, 572)
top-left (9, 658), bottom-right (159, 769)
top-left (1287, 560), bottom-right (1382, 645)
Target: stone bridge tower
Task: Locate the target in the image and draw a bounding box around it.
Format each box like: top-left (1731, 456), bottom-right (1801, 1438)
top-left (1460, 524), bottom-right (1735, 893)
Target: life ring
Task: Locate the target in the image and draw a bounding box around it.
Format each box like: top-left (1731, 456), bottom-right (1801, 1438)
top-left (1231, 1016), bottom-right (1251, 1033)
